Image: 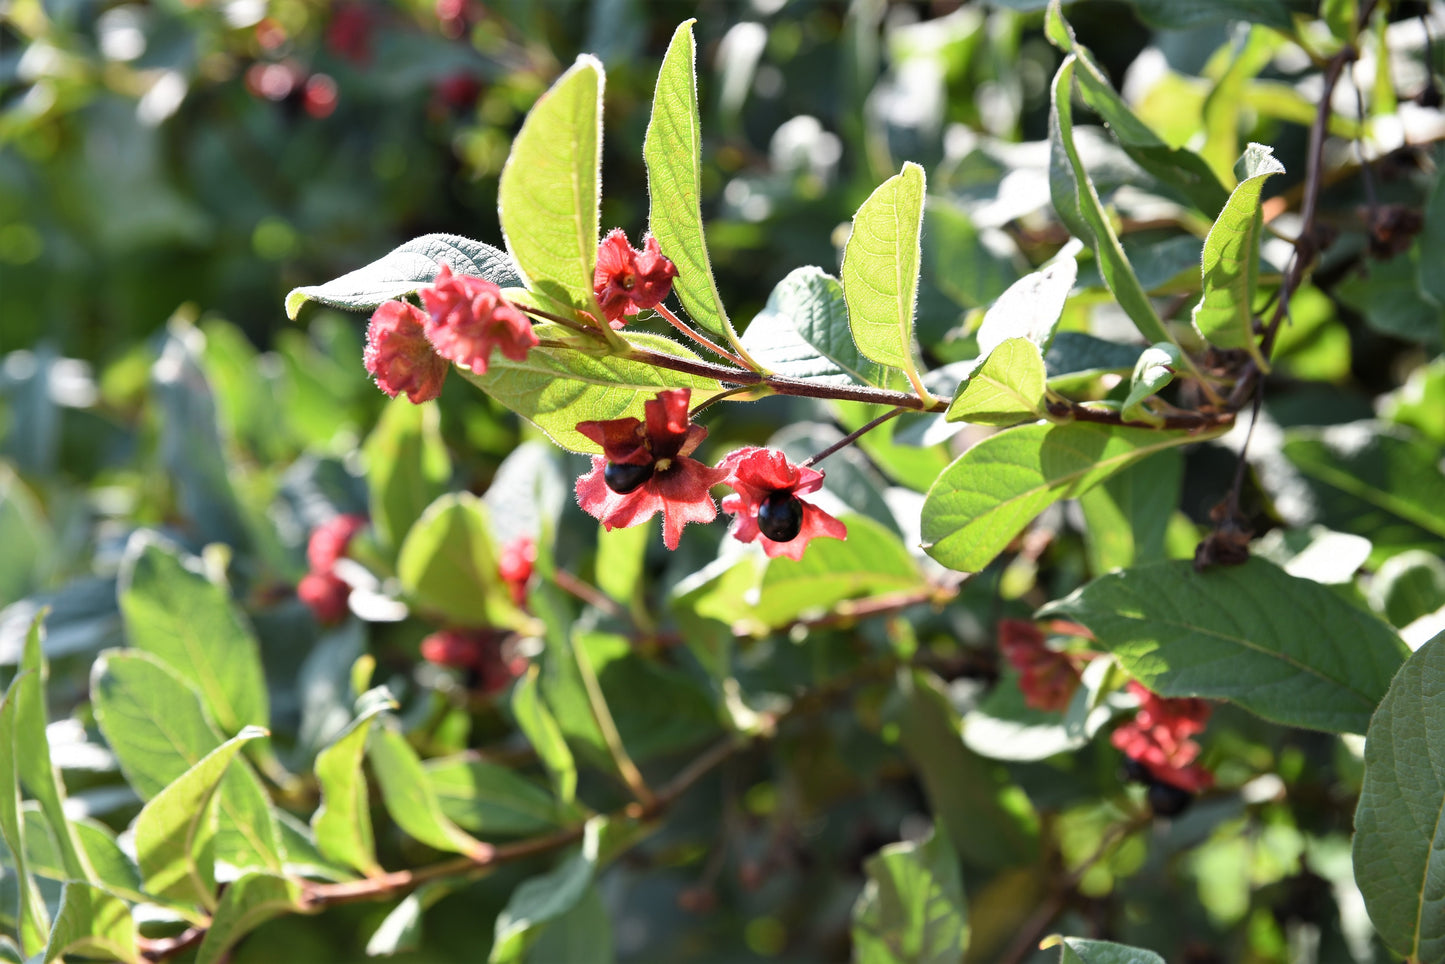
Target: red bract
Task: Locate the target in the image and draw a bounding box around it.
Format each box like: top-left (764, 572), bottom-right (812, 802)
top-left (420, 628), bottom-right (527, 694)
top-left (419, 264), bottom-right (537, 375)
top-left (1112, 682), bottom-right (1214, 793)
top-left (593, 229), bottom-right (678, 328)
top-left (307, 514), bottom-right (366, 572)
top-left (574, 389), bottom-right (726, 550)
top-left (718, 447), bottom-right (846, 561)
top-left (498, 536), bottom-right (535, 606)
top-left (364, 300), bottom-right (449, 403)
top-left (997, 619), bottom-right (1080, 713)
top-left (298, 571), bottom-right (350, 625)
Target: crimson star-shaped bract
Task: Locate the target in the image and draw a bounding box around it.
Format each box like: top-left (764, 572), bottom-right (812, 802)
top-left (574, 389), bottom-right (725, 550)
top-left (718, 447), bottom-right (847, 561)
top-left (364, 300), bottom-right (449, 403)
top-left (593, 229), bottom-right (678, 329)
top-left (420, 263), bottom-right (538, 374)
top-left (1111, 682), bottom-right (1214, 793)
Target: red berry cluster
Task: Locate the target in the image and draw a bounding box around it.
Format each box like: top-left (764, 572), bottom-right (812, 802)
top-left (1112, 682), bottom-right (1214, 794)
top-left (997, 619), bottom-right (1081, 713)
top-left (297, 514), bottom-right (366, 624)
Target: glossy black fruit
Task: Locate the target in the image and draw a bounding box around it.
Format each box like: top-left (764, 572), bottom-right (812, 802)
top-left (757, 491), bottom-right (803, 542)
top-left (1146, 780), bottom-right (1194, 818)
top-left (1121, 756), bottom-right (1151, 785)
top-left (604, 460), bottom-right (653, 494)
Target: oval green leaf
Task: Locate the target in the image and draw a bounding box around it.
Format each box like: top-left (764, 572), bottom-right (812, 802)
top-left (851, 826), bottom-right (968, 964)
top-left (311, 696), bottom-right (391, 877)
top-left (396, 493), bottom-right (528, 629)
top-left (194, 872), bottom-right (307, 964)
top-left (43, 883), bottom-right (139, 964)
top-left (944, 338), bottom-right (1048, 426)
top-left (367, 719), bottom-right (491, 861)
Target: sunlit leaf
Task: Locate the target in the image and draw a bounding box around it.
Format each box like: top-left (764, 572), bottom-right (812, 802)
top-left (194, 872), bottom-right (307, 964)
top-left (364, 399), bottom-right (451, 552)
top-left (396, 493), bottom-right (529, 630)
top-left (851, 826), bottom-right (968, 964)
top-left (42, 883), bottom-right (139, 964)
top-left (740, 267), bottom-right (887, 387)
top-left (512, 666), bottom-right (577, 805)
top-left (1119, 343), bottom-right (1181, 425)
top-left (424, 755), bottom-right (572, 838)
top-left (944, 338), bottom-right (1048, 426)
top-left (311, 694), bottom-right (392, 877)
top-left (367, 719), bottom-right (490, 860)
top-left (0, 675), bottom-right (49, 955)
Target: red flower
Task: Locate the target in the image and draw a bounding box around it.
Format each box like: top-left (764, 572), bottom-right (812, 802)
top-left (718, 447), bottom-right (847, 561)
top-left (307, 514), bottom-right (366, 571)
top-left (1112, 682), bottom-right (1214, 793)
top-left (364, 300), bottom-right (449, 403)
top-left (997, 619), bottom-right (1081, 712)
top-left (574, 389), bottom-right (726, 550)
top-left (498, 536), bottom-right (535, 606)
top-left (593, 229), bottom-right (678, 329)
top-left (326, 3), bottom-right (373, 65)
top-left (420, 628), bottom-right (527, 693)
top-left (299, 571), bottom-right (350, 625)
top-left (419, 263), bottom-right (538, 375)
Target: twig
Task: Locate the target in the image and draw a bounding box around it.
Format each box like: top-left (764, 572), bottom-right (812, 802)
top-left (654, 303), bottom-right (749, 368)
top-left (572, 633), bottom-right (657, 809)
top-left (800, 408), bottom-right (906, 468)
top-left (551, 569), bottom-right (624, 620)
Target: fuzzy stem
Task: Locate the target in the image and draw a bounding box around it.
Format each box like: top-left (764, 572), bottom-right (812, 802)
top-left (800, 408), bottom-right (906, 468)
top-left (654, 303), bottom-right (749, 367)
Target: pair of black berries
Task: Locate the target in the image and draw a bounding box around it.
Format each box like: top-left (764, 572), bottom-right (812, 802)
top-left (601, 461), bottom-right (806, 542)
top-left (1122, 757), bottom-right (1194, 817)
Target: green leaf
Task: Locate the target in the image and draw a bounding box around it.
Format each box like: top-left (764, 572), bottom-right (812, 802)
top-left (311, 694), bottom-right (392, 877)
top-left (644, 20), bottom-right (736, 347)
top-left (1078, 449), bottom-right (1183, 574)
top-left (424, 756), bottom-right (570, 838)
top-left (1352, 629), bottom-right (1445, 961)
top-left (133, 726), bottom-right (268, 909)
top-left (842, 162), bottom-right (930, 393)
top-left (1054, 937), bottom-right (1166, 964)
top-left (364, 398), bottom-right (451, 552)
top-left (15, 614), bottom-right (94, 882)
top-left (851, 826), bottom-right (968, 964)
top-left (921, 422), bottom-right (1219, 573)
top-left (490, 819), bottom-right (600, 963)
top-left (594, 522), bottom-right (648, 608)
top-left (1200, 32), bottom-right (1278, 189)
top-left (1368, 550), bottom-right (1445, 629)
top-left (194, 872), bottom-right (307, 964)
top-left (1048, 57), bottom-right (1173, 348)
top-left (1283, 423), bottom-right (1445, 547)
top-left (498, 56), bottom-right (605, 318)
top-left (1119, 343), bottom-right (1181, 425)
top-left (1044, 334), bottom-right (1143, 383)
top-left (284, 234), bottom-right (521, 319)
top-left (1191, 144), bottom-right (1285, 364)
top-left (525, 883), bottom-right (612, 964)
top-left (1043, 1), bottom-right (1228, 216)
top-left (364, 881), bottom-right (458, 957)
top-left (1038, 559), bottom-right (1408, 733)
top-left (0, 467), bottom-right (50, 605)
top-left (750, 515), bottom-right (924, 628)
top-left (740, 267), bottom-right (887, 387)
top-left (117, 534), bottom-right (268, 737)
top-left (975, 259), bottom-right (1078, 357)
top-left (459, 327), bottom-right (724, 454)
top-left (944, 338), bottom-right (1048, 426)
top-left (0, 676), bottom-right (49, 956)
top-left (43, 883), bottom-right (139, 964)
top-left (90, 651), bottom-right (283, 875)
top-left (367, 719), bottom-right (490, 860)
top-left (70, 820), bottom-right (145, 906)
top-left (397, 493), bottom-right (529, 629)
top-left (512, 666), bottom-right (577, 805)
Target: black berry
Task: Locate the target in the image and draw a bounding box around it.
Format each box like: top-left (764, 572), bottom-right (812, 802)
top-left (1146, 781), bottom-right (1194, 818)
top-left (1121, 757), bottom-right (1151, 785)
top-left (757, 491), bottom-right (803, 542)
top-left (604, 460), bottom-right (653, 494)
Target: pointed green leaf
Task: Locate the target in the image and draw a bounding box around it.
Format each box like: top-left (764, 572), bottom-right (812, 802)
top-left (367, 719), bottom-right (490, 860)
top-left (1045, 0), bottom-right (1228, 215)
top-left (1055, 938), bottom-right (1166, 964)
top-left (922, 422), bottom-right (1222, 573)
top-left (498, 56), bottom-right (605, 318)
top-left (1352, 630), bottom-right (1445, 961)
top-left (90, 651), bottom-right (283, 875)
top-left (459, 327), bottom-right (724, 453)
top-left (397, 493), bottom-right (529, 629)
top-left (1191, 144), bottom-right (1285, 364)
top-left (424, 756), bottom-right (571, 838)
top-left (1038, 559), bottom-right (1409, 733)
top-left (1200, 30), bottom-right (1278, 189)
top-left (490, 819), bottom-right (601, 963)
top-left (512, 666), bottom-right (577, 805)
top-left (15, 614), bottom-right (94, 882)
top-left (117, 534), bottom-right (268, 737)
top-left (842, 162), bottom-right (929, 391)
top-left (194, 872), bottom-right (307, 964)
top-left (740, 267), bottom-right (887, 387)
top-left (945, 339), bottom-right (1048, 426)
top-left (644, 20), bottom-right (735, 345)
top-left (364, 398), bottom-right (452, 552)
top-left (311, 694), bottom-right (391, 877)
top-left (976, 259), bottom-right (1079, 357)
top-left (284, 234), bottom-right (521, 319)
top-left (133, 726), bottom-right (268, 909)
top-left (0, 676), bottom-right (49, 956)
top-left (851, 826), bottom-right (968, 964)
top-left (1049, 57), bottom-right (1173, 348)
top-left (70, 819), bottom-right (148, 909)
top-left (43, 883), bottom-right (139, 964)
top-left (1120, 343), bottom-right (1181, 424)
